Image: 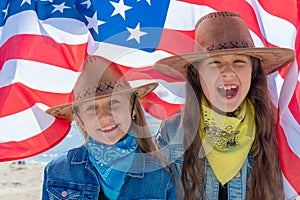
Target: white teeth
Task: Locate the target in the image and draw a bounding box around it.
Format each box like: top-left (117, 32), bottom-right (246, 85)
top-left (100, 124), bottom-right (117, 131)
top-left (218, 85), bottom-right (237, 90)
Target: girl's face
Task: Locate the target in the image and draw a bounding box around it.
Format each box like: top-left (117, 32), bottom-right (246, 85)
top-left (76, 93), bottom-right (133, 145)
top-left (198, 54), bottom-right (252, 112)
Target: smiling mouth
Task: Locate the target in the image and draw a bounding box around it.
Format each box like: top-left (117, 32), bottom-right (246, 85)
top-left (217, 84), bottom-right (238, 98)
top-left (99, 124), bottom-right (118, 132)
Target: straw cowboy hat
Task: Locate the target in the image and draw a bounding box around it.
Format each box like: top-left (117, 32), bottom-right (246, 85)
top-left (154, 11), bottom-right (295, 78)
top-left (47, 55), bottom-right (158, 120)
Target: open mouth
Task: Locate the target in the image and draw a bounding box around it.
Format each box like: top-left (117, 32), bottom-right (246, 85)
top-left (217, 84), bottom-right (238, 98)
top-left (99, 124), bottom-right (118, 132)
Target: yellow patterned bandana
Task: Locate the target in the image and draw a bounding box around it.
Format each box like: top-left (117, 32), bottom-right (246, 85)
top-left (200, 98), bottom-right (255, 185)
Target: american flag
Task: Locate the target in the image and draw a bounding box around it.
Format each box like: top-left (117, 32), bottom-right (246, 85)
top-left (0, 0), bottom-right (299, 199)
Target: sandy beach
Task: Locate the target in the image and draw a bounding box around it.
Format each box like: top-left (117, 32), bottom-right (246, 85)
top-left (0, 161), bottom-right (46, 200)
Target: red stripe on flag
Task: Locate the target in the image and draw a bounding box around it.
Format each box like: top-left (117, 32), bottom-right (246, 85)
top-left (258, 0), bottom-right (297, 25)
top-left (157, 29), bottom-right (194, 55)
top-left (0, 34), bottom-right (87, 71)
top-left (117, 64), bottom-right (185, 82)
top-left (288, 85), bottom-right (300, 124)
top-left (0, 83), bottom-right (72, 117)
top-left (287, 0), bottom-right (300, 125)
top-left (0, 119), bottom-right (70, 162)
top-left (277, 122), bottom-right (300, 195)
top-left (179, 0), bottom-right (270, 46)
top-left (141, 92), bottom-right (184, 119)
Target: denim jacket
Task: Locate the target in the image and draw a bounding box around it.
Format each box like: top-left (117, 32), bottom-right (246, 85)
top-left (42, 145), bottom-right (176, 200)
top-left (156, 110), bottom-right (253, 200)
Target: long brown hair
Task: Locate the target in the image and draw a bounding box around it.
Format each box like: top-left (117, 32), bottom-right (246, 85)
top-left (181, 57), bottom-right (284, 199)
top-left (129, 94), bottom-right (158, 154)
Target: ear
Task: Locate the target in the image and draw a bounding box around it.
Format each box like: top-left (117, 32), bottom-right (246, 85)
top-left (130, 94), bottom-right (137, 120)
top-left (131, 110), bottom-right (137, 120)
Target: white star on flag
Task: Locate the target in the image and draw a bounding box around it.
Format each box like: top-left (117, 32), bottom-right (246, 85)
top-left (52, 2), bottom-right (71, 13)
top-left (126, 23), bottom-right (147, 43)
top-left (86, 12), bottom-right (105, 34)
top-left (21, 0), bottom-right (32, 6)
top-left (110, 0), bottom-right (132, 20)
top-left (81, 0), bottom-right (92, 9)
top-left (2, 7), bottom-right (8, 19)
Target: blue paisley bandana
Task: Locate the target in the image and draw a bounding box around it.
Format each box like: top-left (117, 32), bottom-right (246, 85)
top-left (86, 133), bottom-right (137, 200)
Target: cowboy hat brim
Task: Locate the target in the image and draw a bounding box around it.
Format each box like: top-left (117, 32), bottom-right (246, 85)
top-left (154, 47), bottom-right (295, 79)
top-left (46, 82), bottom-right (158, 120)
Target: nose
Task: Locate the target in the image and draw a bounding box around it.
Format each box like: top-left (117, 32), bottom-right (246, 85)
top-left (96, 105), bottom-right (112, 119)
top-left (220, 65), bottom-right (235, 78)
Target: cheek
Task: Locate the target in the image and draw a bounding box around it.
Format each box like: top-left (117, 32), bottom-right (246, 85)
top-left (239, 69), bottom-right (252, 86)
top-left (238, 69), bottom-right (252, 96)
top-left (199, 72), bottom-right (216, 98)
top-left (111, 108), bottom-right (132, 126)
top-left (111, 107), bottom-right (131, 117)
top-left (200, 78), bottom-right (210, 97)
top-left (82, 119), bottom-right (96, 130)
top-left (79, 112), bottom-right (99, 127)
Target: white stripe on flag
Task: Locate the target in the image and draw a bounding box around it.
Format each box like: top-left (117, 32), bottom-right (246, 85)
top-left (278, 61), bottom-right (298, 108)
top-left (92, 42), bottom-right (172, 67)
top-left (280, 106), bottom-right (300, 157)
top-left (0, 10), bottom-right (89, 46)
top-left (0, 59), bottom-right (80, 93)
top-left (0, 105), bottom-right (55, 142)
top-left (129, 79), bottom-right (185, 104)
top-left (164, 0), bottom-right (215, 30)
top-left (246, 0), bottom-right (296, 48)
top-left (283, 174), bottom-right (299, 200)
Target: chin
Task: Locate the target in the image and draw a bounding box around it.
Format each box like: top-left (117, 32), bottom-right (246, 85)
top-left (225, 105), bottom-right (240, 113)
top-left (214, 104), bottom-right (239, 113)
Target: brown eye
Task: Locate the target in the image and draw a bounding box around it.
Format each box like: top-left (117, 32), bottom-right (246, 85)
top-left (208, 61), bottom-right (220, 67)
top-left (234, 59), bottom-right (246, 63)
top-left (111, 99), bottom-right (122, 109)
top-left (111, 99), bottom-right (119, 104)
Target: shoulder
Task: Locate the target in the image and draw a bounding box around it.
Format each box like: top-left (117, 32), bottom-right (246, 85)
top-left (160, 109), bottom-right (183, 128)
top-left (157, 109), bottom-right (184, 141)
top-left (129, 151), bottom-right (174, 185)
top-left (122, 153), bottom-right (176, 199)
top-left (129, 149), bottom-right (169, 175)
top-left (142, 152), bottom-right (173, 182)
top-left (142, 154), bottom-right (175, 192)
top-left (144, 152), bottom-right (166, 170)
top-left (156, 110), bottom-right (185, 164)
top-left (157, 109), bottom-right (185, 146)
top-left (45, 146), bottom-right (86, 172)
top-left (43, 145), bottom-right (99, 184)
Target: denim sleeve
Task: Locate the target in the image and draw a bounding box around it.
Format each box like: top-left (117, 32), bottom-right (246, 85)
top-left (156, 110), bottom-right (185, 165)
top-left (166, 172), bottom-right (177, 200)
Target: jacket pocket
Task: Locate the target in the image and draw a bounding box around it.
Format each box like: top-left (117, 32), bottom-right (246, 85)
top-left (47, 181), bottom-right (83, 200)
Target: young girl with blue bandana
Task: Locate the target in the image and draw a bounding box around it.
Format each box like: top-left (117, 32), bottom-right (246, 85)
top-left (42, 55), bottom-right (176, 200)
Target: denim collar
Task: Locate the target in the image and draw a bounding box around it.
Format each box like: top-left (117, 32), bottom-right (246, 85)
top-left (71, 145), bottom-right (145, 178)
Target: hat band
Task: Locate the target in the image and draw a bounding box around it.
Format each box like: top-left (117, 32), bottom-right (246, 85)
top-left (205, 41), bottom-right (253, 52)
top-left (74, 80), bottom-right (131, 102)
